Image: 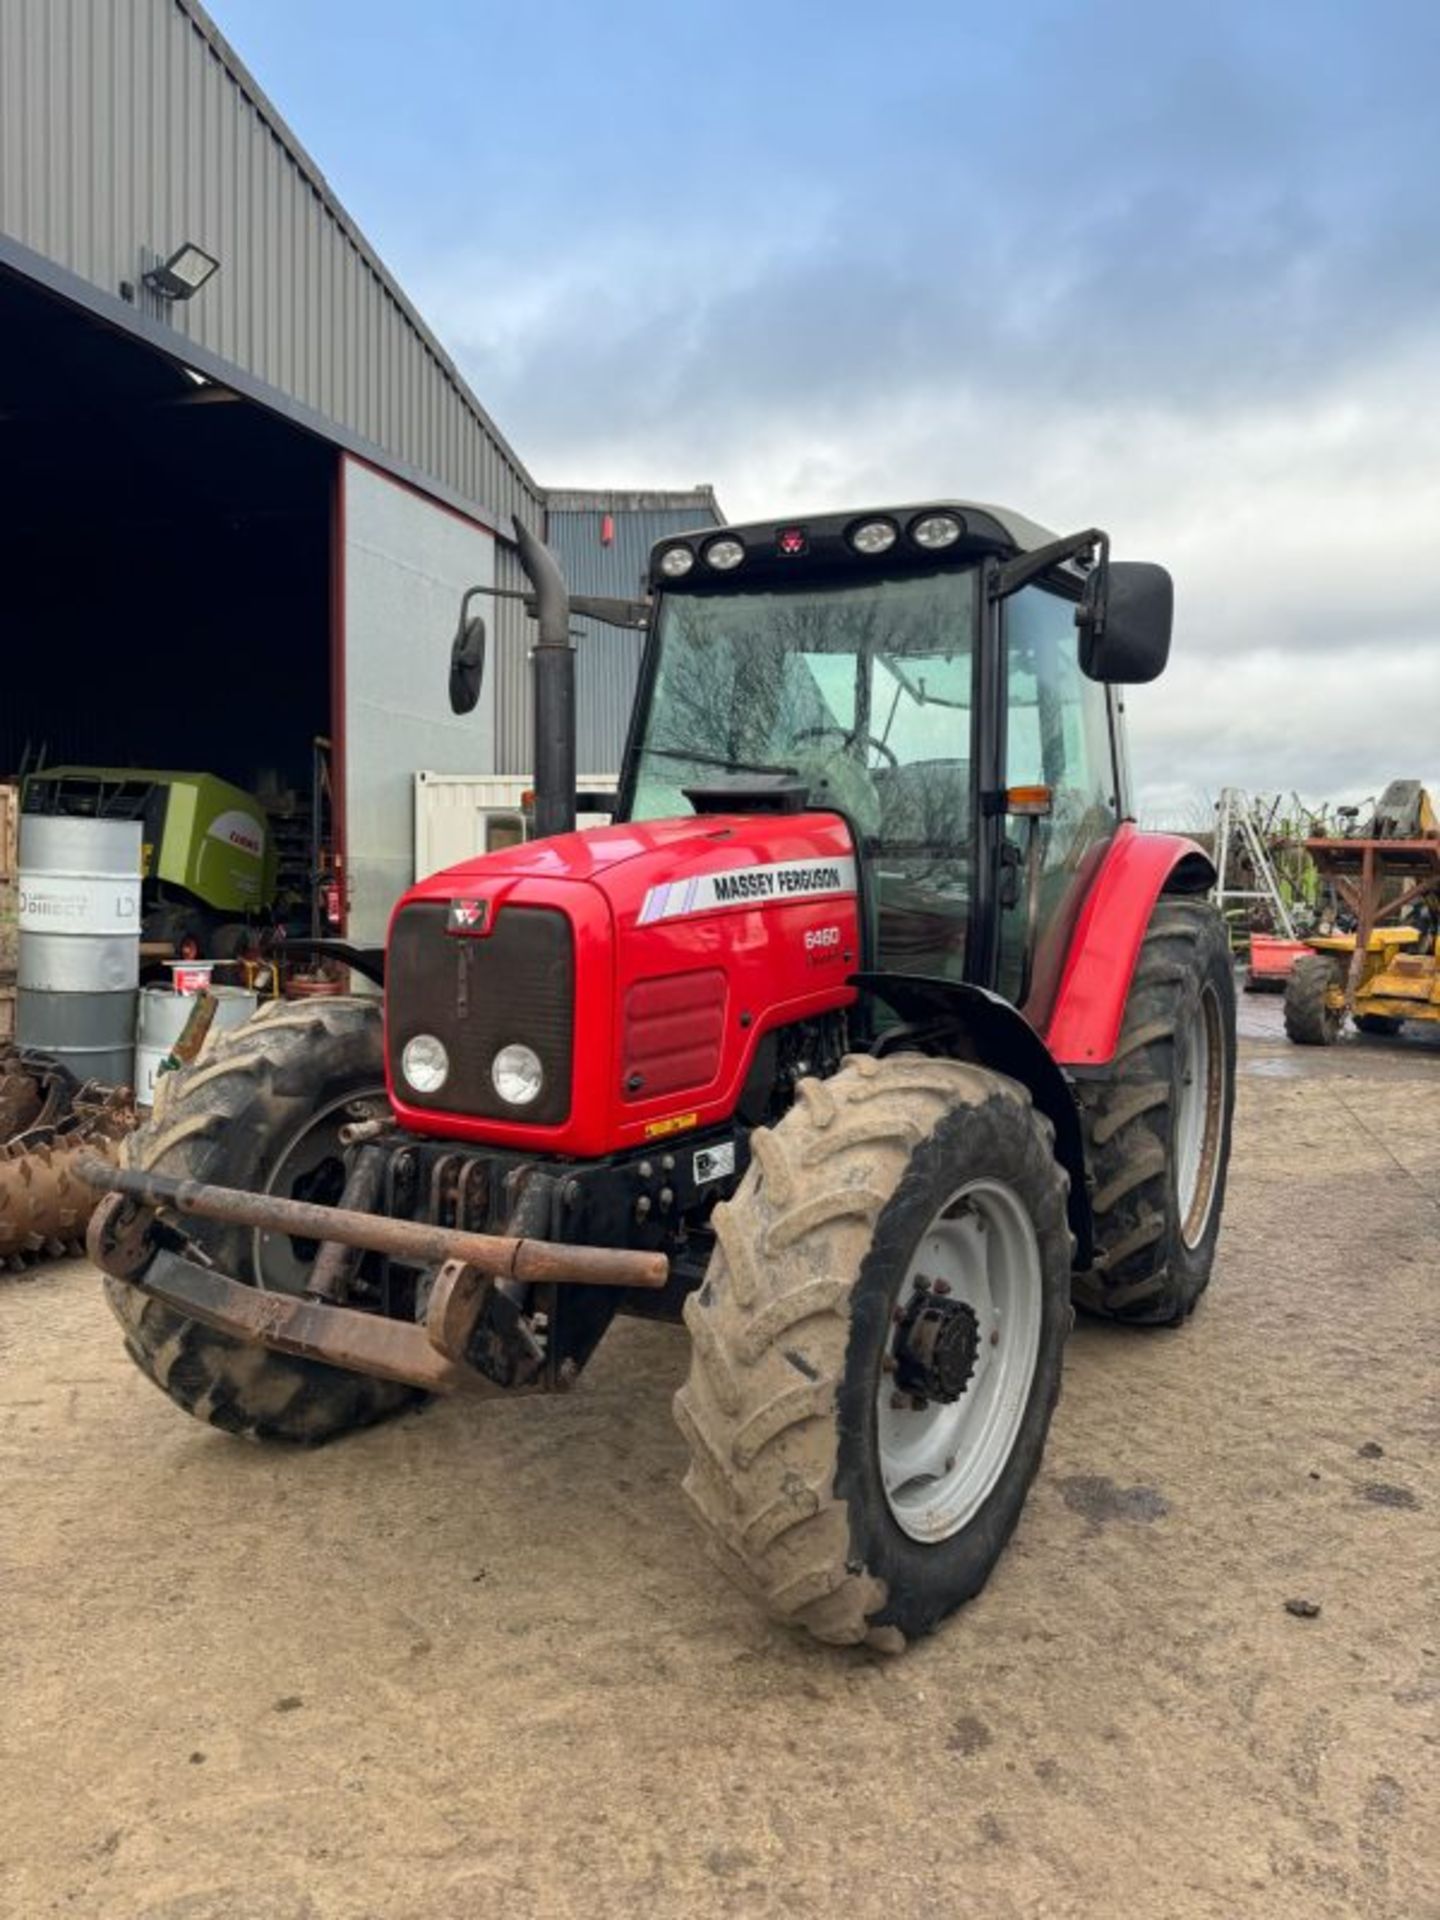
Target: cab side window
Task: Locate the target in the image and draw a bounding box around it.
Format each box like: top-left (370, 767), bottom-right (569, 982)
top-left (1000, 586), bottom-right (1118, 1005)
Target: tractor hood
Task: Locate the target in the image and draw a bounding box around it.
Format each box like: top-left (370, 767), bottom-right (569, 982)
top-left (401, 810), bottom-right (859, 931)
top-left (388, 809), bottom-right (862, 1157)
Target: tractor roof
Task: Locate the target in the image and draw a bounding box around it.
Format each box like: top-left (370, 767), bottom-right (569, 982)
top-left (646, 501), bottom-right (1067, 589)
top-left (662, 502), bottom-right (1059, 557)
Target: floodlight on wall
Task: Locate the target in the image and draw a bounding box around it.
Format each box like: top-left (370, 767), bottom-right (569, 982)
top-left (143, 243), bottom-right (220, 301)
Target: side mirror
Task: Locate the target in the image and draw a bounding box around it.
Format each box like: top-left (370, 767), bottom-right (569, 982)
top-left (1077, 561), bottom-right (1172, 683)
top-left (448, 587), bottom-right (487, 714)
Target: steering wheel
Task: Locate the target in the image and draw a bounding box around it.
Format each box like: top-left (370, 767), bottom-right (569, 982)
top-left (793, 725), bottom-right (898, 769)
top-left (790, 726), bottom-right (890, 836)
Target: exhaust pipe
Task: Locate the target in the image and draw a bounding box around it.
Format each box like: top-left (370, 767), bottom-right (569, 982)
top-left (512, 515), bottom-right (576, 840)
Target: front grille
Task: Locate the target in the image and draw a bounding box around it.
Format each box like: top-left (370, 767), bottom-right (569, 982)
top-left (388, 903), bottom-right (574, 1125)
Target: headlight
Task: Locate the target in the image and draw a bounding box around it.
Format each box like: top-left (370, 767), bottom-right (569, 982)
top-left (492, 1042), bottom-right (544, 1106)
top-left (703, 536), bottom-right (745, 571)
top-left (848, 517), bottom-right (898, 556)
top-left (910, 511), bottom-right (964, 551)
top-left (401, 1033), bottom-right (449, 1094)
top-left (658, 545), bottom-right (696, 578)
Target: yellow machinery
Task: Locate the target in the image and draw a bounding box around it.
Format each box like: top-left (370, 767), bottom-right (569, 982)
top-left (1285, 781), bottom-right (1440, 1044)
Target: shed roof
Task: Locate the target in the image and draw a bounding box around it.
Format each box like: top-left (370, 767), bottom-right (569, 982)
top-left (169, 0), bottom-right (540, 508)
top-left (0, 0), bottom-right (541, 531)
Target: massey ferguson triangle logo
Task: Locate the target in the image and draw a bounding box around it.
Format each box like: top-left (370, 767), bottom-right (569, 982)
top-left (447, 898), bottom-right (488, 933)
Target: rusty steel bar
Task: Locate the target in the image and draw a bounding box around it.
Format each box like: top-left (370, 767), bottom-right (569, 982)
top-left (75, 1153), bottom-right (668, 1289)
top-left (127, 1244), bottom-right (470, 1393)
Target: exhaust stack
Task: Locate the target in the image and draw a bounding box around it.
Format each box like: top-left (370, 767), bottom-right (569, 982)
top-left (512, 515), bottom-right (576, 840)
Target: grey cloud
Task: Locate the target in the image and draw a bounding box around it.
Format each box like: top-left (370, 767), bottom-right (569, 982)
top-left (417, 1), bottom-right (1440, 439)
top-left (1128, 639), bottom-right (1440, 815)
top-left (402, 2), bottom-right (1440, 808)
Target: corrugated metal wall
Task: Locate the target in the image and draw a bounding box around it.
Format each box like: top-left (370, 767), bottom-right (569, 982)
top-left (536, 490), bottom-right (723, 774)
top-left (0, 3), bottom-right (721, 789)
top-left (0, 0), bottom-right (541, 537)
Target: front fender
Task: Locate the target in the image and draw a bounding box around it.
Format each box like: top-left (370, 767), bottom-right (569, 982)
top-left (1042, 823), bottom-right (1215, 1069)
top-left (852, 972), bottom-right (1093, 1267)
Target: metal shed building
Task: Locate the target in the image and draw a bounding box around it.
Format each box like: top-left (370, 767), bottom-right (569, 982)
top-left (0, 0), bottom-right (716, 942)
top-left (540, 489), bottom-right (723, 773)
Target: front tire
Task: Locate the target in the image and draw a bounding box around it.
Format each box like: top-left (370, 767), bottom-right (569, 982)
top-left (1284, 953), bottom-right (1344, 1045)
top-left (1073, 897), bottom-right (1236, 1325)
top-left (673, 1055), bottom-right (1072, 1650)
top-left (103, 997), bottom-right (420, 1443)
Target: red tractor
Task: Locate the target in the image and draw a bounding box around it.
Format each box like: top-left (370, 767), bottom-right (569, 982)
top-left (86, 502), bottom-right (1234, 1650)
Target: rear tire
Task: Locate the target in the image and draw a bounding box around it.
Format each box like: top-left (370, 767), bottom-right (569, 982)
top-left (103, 997), bottom-right (419, 1444)
top-left (1073, 897), bottom-right (1236, 1326)
top-left (673, 1054), bottom-right (1072, 1650)
top-left (1284, 953), bottom-right (1344, 1045)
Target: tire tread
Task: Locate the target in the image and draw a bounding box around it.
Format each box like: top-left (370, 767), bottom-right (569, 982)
top-left (674, 1057), bottom-right (1063, 1648)
top-left (1073, 897), bottom-right (1235, 1324)
top-left (103, 997), bottom-right (418, 1444)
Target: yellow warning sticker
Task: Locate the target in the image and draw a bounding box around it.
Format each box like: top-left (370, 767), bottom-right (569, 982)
top-left (644, 1110), bottom-right (699, 1140)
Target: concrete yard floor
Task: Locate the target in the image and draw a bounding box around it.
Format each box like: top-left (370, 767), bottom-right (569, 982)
top-left (2, 994), bottom-right (1436, 1920)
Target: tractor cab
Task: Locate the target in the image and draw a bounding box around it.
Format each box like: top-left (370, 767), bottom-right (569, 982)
top-left (620, 503), bottom-right (1168, 1015)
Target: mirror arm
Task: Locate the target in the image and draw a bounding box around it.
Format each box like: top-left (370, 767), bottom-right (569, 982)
top-left (455, 584), bottom-right (489, 628)
top-left (990, 528), bottom-right (1107, 603)
top-left (450, 583), bottom-right (651, 632)
top-left (570, 593), bottom-right (651, 630)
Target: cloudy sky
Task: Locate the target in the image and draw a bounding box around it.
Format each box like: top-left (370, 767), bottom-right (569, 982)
top-left (215, 0), bottom-right (1440, 819)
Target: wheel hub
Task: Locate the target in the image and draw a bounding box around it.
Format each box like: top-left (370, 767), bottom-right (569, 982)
top-left (893, 1283), bottom-right (980, 1405)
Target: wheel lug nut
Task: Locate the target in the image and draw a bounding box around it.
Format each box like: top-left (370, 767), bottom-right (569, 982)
top-left (932, 1278), bottom-right (951, 1295)
top-left (989, 1329), bottom-right (999, 1346)
top-left (913, 1276), bottom-right (930, 1292)
top-left (889, 1391), bottom-right (908, 1411)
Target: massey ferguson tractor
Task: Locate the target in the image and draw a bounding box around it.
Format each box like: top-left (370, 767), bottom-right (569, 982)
top-left (83, 502), bottom-right (1235, 1651)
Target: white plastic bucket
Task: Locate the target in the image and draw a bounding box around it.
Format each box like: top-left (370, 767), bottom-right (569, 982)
top-left (166, 960), bottom-right (217, 994)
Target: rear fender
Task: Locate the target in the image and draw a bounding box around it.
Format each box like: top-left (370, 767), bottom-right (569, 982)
top-left (1042, 823), bottom-right (1215, 1069)
top-left (852, 972), bottom-right (1092, 1266)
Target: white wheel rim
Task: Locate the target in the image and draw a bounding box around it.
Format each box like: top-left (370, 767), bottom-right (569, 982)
top-left (1175, 983), bottom-right (1225, 1250)
top-left (877, 1179), bottom-right (1043, 1544)
top-left (252, 1087), bottom-right (386, 1294)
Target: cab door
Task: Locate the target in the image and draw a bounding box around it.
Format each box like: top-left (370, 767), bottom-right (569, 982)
top-left (996, 584), bottom-right (1120, 1012)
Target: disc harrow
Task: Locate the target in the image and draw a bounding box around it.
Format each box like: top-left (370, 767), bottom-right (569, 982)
top-left (0, 1048), bottom-right (137, 1270)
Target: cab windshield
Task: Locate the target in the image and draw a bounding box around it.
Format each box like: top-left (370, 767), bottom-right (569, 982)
top-left (627, 569), bottom-right (977, 979)
top-left (629, 572), bottom-right (974, 832)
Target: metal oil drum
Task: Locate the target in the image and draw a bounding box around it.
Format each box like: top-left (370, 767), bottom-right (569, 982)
top-left (16, 815), bottom-right (142, 1085)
